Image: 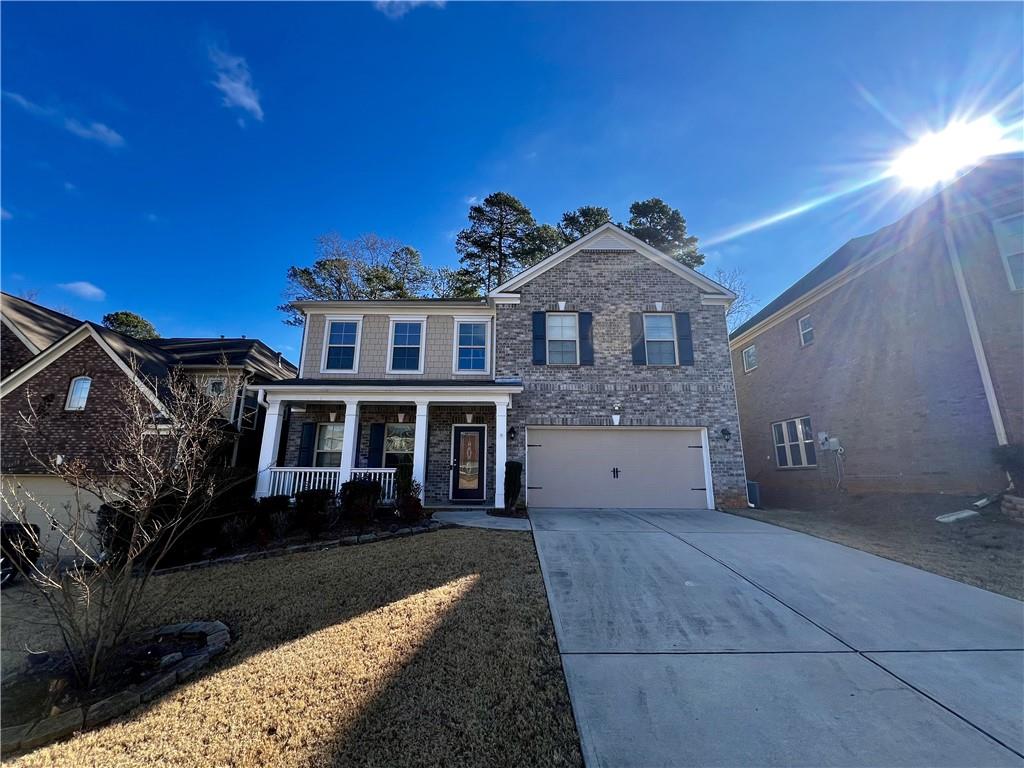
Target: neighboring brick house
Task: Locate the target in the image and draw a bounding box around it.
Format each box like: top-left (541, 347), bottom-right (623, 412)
top-left (0, 293), bottom-right (296, 539)
top-left (729, 157), bottom-right (1023, 509)
top-left (255, 223), bottom-right (747, 510)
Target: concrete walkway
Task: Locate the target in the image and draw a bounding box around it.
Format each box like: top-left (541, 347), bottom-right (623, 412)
top-left (431, 509), bottom-right (531, 531)
top-left (531, 507), bottom-right (1024, 767)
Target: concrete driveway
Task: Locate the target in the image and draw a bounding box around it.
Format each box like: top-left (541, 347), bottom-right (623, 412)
top-left (531, 508), bottom-right (1024, 767)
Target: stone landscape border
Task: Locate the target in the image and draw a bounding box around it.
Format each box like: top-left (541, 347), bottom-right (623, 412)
top-left (155, 518), bottom-right (452, 576)
top-left (1, 621), bottom-right (232, 755)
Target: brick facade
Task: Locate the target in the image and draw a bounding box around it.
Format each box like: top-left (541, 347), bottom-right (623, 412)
top-left (1, 336), bottom-right (135, 474)
top-left (1, 323), bottom-right (35, 378)
top-left (731, 175), bottom-right (1022, 510)
top-left (496, 249), bottom-right (748, 509)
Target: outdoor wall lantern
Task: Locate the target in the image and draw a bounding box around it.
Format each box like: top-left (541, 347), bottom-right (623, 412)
top-left (508, 426), bottom-right (518, 441)
top-left (612, 402), bottom-right (622, 426)
top-left (720, 427), bottom-right (732, 442)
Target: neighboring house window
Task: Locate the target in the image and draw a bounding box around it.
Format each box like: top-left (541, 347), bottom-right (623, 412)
top-left (389, 319), bottom-right (424, 372)
top-left (65, 376), bottom-right (91, 411)
top-left (383, 423), bottom-right (415, 468)
top-left (323, 318), bottom-right (361, 371)
top-left (993, 213), bottom-right (1023, 291)
top-left (206, 377), bottom-right (226, 397)
top-left (315, 423), bottom-right (345, 467)
top-left (772, 417), bottom-right (817, 468)
top-left (546, 313), bottom-right (579, 365)
top-left (643, 314), bottom-right (677, 365)
top-left (455, 320), bottom-right (488, 372)
top-left (742, 345), bottom-right (758, 372)
top-left (798, 315), bottom-right (814, 347)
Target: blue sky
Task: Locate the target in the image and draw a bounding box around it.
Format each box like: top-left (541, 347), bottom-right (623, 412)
top-left (2, 1), bottom-right (1021, 359)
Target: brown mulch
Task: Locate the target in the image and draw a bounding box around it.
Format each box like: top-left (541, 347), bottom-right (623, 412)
top-left (1, 530), bottom-right (582, 767)
top-left (731, 498), bottom-right (1024, 600)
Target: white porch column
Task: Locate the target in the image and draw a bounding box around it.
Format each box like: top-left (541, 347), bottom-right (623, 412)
top-left (255, 398), bottom-right (284, 498)
top-left (339, 399), bottom-right (360, 484)
top-left (494, 399), bottom-right (508, 510)
top-left (412, 400), bottom-right (429, 502)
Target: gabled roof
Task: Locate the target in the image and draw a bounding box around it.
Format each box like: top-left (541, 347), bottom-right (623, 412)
top-left (490, 223), bottom-right (735, 300)
top-left (729, 155), bottom-right (1024, 342)
top-left (0, 292), bottom-right (80, 351)
top-left (151, 338), bottom-right (297, 380)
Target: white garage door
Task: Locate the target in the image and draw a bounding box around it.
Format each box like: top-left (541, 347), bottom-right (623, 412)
top-left (526, 427), bottom-right (710, 509)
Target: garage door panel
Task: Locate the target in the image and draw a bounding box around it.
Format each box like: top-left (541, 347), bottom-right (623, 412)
top-left (527, 428), bottom-right (708, 509)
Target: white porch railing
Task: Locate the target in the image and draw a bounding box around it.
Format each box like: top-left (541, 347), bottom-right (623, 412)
top-left (265, 467), bottom-right (397, 502)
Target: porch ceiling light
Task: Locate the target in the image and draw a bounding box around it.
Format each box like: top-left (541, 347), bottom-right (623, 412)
top-left (397, 412), bottom-right (406, 423)
top-left (329, 411), bottom-right (337, 422)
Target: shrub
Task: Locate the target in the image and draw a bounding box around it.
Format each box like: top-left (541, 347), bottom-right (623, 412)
top-left (295, 488), bottom-right (335, 540)
top-left (270, 510), bottom-right (292, 540)
top-left (220, 516), bottom-right (249, 551)
top-left (256, 495), bottom-right (291, 515)
top-left (394, 463), bottom-right (414, 499)
top-left (397, 479), bottom-right (424, 523)
top-left (340, 479), bottom-right (381, 524)
top-left (993, 443), bottom-right (1024, 494)
top-left (504, 460), bottom-right (523, 513)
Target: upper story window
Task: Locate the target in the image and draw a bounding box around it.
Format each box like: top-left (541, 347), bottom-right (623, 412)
top-left (322, 317), bottom-right (361, 372)
top-left (315, 423), bottom-right (344, 467)
top-left (65, 376), bottom-right (92, 411)
top-left (772, 416), bottom-right (817, 468)
top-left (546, 313), bottom-right (579, 365)
top-left (388, 318), bottom-right (425, 373)
top-left (993, 213), bottom-right (1023, 291)
top-left (643, 314), bottom-right (677, 365)
top-left (455, 320), bottom-right (488, 373)
top-left (742, 345), bottom-right (758, 373)
top-left (798, 315), bottom-right (814, 347)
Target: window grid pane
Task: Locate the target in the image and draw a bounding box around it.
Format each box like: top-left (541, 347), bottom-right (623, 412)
top-left (328, 321), bottom-right (357, 346)
top-left (458, 348), bottom-right (486, 370)
top-left (773, 417), bottom-right (816, 468)
top-left (392, 347), bottom-right (420, 370)
top-left (546, 314), bottom-right (578, 341)
top-left (644, 314), bottom-right (675, 340)
top-left (67, 378), bottom-right (91, 410)
top-left (547, 340), bottom-right (577, 364)
top-left (326, 346), bottom-right (354, 370)
top-left (646, 340), bottom-right (676, 365)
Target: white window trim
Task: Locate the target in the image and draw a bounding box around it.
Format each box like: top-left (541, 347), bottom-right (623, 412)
top-left (314, 422), bottom-right (345, 467)
top-left (320, 315), bottom-right (363, 374)
top-left (386, 315), bottom-right (426, 374)
top-left (643, 312), bottom-right (679, 366)
top-left (545, 312), bottom-right (580, 366)
top-left (452, 317), bottom-right (491, 375)
top-left (772, 416), bottom-right (817, 469)
top-left (64, 375), bottom-right (91, 411)
top-left (742, 345), bottom-right (758, 373)
top-left (993, 213), bottom-right (1024, 292)
top-left (798, 314), bottom-right (814, 347)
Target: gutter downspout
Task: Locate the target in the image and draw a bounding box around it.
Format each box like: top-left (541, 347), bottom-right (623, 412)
top-left (943, 221), bottom-right (1008, 446)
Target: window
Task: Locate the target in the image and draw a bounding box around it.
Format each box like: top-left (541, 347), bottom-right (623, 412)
top-left (798, 315), bottom-right (814, 347)
top-left (993, 213), bottom-right (1023, 291)
top-left (314, 423), bottom-right (345, 467)
top-left (206, 378), bottom-right (226, 397)
top-left (546, 313), bottom-right (578, 365)
top-left (323, 318), bottom-right (360, 372)
top-left (644, 314), bottom-right (677, 365)
top-left (65, 376), bottom-right (91, 411)
top-left (389, 319), bottom-right (424, 372)
top-left (742, 345), bottom-right (758, 372)
top-left (455, 320), bottom-right (488, 372)
top-left (383, 423), bottom-right (415, 468)
top-left (772, 417), bottom-right (817, 468)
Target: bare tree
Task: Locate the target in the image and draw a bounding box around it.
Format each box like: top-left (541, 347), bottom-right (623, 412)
top-left (1, 365), bottom-right (247, 690)
top-left (708, 266), bottom-right (757, 331)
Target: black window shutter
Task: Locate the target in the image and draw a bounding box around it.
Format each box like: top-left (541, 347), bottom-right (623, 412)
top-left (629, 313), bottom-right (646, 365)
top-left (368, 423), bottom-right (386, 468)
top-left (297, 422), bottom-right (317, 467)
top-left (579, 312), bottom-right (594, 365)
top-left (676, 312), bottom-right (694, 366)
top-left (532, 311), bottom-right (547, 365)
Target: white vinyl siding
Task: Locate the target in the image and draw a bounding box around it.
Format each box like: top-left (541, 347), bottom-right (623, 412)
top-left (772, 417), bottom-right (817, 468)
top-left (742, 345), bottom-right (758, 373)
top-left (643, 313), bottom-right (677, 365)
top-left (546, 313), bottom-right (579, 365)
top-left (798, 315), bottom-right (814, 346)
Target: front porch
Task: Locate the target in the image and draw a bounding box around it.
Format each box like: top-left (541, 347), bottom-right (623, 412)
top-left (253, 382), bottom-right (522, 509)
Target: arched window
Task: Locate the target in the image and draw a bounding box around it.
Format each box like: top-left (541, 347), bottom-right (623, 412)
top-left (65, 376), bottom-right (91, 411)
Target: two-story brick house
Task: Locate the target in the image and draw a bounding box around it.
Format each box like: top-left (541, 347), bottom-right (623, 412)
top-left (729, 157), bottom-right (1023, 509)
top-left (255, 223), bottom-right (748, 510)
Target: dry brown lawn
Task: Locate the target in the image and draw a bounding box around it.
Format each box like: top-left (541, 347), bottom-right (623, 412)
top-left (1, 529), bottom-right (582, 767)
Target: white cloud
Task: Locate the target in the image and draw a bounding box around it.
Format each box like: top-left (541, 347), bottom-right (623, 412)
top-left (64, 181), bottom-right (77, 192)
top-left (3, 90), bottom-right (125, 148)
top-left (143, 212), bottom-right (160, 223)
top-left (373, 0), bottom-right (445, 19)
top-left (59, 281), bottom-right (106, 301)
top-left (208, 45), bottom-right (264, 122)
top-left (464, 195), bottom-right (479, 205)
top-left (1, 208), bottom-right (12, 221)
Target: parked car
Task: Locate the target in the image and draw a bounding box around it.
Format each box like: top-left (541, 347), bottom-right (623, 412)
top-left (1, 522), bottom-right (40, 587)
